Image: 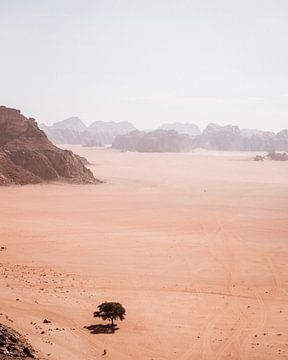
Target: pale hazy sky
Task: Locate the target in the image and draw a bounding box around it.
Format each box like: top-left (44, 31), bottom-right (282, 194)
top-left (0, 0), bottom-right (288, 131)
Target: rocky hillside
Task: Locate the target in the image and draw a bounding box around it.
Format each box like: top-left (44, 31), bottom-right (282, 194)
top-left (0, 106), bottom-right (99, 185)
top-left (40, 118), bottom-right (136, 146)
top-left (0, 323), bottom-right (37, 359)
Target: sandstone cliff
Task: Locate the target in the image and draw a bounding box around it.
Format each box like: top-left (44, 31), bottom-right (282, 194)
top-left (0, 106), bottom-right (99, 185)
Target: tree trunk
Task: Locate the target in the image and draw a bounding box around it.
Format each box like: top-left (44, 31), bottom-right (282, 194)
top-left (111, 317), bottom-right (114, 326)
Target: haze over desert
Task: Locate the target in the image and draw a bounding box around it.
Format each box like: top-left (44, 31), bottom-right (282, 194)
top-left (1, 147), bottom-right (287, 359)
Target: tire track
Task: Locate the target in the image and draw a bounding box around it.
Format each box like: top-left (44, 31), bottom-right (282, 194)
top-left (204, 220), bottom-right (249, 360)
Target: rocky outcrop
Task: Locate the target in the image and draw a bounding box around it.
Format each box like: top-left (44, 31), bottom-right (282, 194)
top-left (254, 152), bottom-right (288, 162)
top-left (112, 130), bottom-right (146, 151)
top-left (40, 118), bottom-right (136, 146)
top-left (113, 130), bottom-right (193, 152)
top-left (193, 124), bottom-right (288, 152)
top-left (267, 151), bottom-right (288, 161)
top-left (254, 155), bottom-right (265, 161)
top-left (193, 124), bottom-right (242, 150)
top-left (0, 106), bottom-right (99, 185)
top-left (0, 323), bottom-right (37, 359)
top-left (159, 122), bottom-right (201, 136)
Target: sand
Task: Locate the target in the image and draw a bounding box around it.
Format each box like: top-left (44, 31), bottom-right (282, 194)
top-left (0, 147), bottom-right (288, 360)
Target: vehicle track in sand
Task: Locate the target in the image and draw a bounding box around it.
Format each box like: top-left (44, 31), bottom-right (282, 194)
top-left (179, 221), bottom-right (238, 360)
top-left (176, 225), bottom-right (213, 360)
top-left (199, 220), bottom-right (252, 360)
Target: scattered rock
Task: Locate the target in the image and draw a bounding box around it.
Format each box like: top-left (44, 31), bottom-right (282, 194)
top-left (254, 155), bottom-right (265, 161)
top-left (267, 151), bottom-right (288, 161)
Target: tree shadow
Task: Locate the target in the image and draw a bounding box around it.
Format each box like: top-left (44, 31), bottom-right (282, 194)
top-left (84, 324), bottom-right (119, 334)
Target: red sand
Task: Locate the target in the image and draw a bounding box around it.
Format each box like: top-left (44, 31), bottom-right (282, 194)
top-left (0, 147), bottom-right (288, 359)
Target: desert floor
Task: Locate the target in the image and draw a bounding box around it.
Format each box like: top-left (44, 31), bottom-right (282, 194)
top-left (1, 147), bottom-right (288, 360)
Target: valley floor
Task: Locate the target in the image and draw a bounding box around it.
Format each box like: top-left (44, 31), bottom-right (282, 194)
top-left (0, 147), bottom-right (288, 359)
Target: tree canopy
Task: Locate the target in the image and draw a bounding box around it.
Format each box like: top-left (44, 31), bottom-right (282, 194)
top-left (94, 302), bottom-right (126, 326)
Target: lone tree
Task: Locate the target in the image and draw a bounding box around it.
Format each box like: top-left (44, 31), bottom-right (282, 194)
top-left (94, 302), bottom-right (126, 326)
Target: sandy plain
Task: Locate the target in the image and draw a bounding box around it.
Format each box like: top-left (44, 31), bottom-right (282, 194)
top-left (0, 147), bottom-right (288, 360)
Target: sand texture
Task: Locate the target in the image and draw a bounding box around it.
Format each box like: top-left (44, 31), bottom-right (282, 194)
top-left (0, 147), bottom-right (288, 359)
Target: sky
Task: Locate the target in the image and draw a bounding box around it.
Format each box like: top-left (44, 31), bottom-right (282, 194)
top-left (0, 0), bottom-right (288, 131)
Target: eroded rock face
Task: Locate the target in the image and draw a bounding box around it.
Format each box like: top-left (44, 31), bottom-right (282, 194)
top-left (0, 106), bottom-right (99, 185)
top-left (0, 323), bottom-right (37, 359)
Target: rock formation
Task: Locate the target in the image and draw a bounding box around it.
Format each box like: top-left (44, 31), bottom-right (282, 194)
top-left (112, 130), bottom-right (146, 151)
top-left (40, 115), bottom-right (288, 152)
top-left (254, 155), bottom-right (265, 161)
top-left (193, 123), bottom-right (242, 150)
top-left (267, 151), bottom-right (288, 161)
top-left (113, 123), bottom-right (288, 153)
top-left (254, 152), bottom-right (288, 162)
top-left (0, 106), bottom-right (99, 185)
top-left (113, 130), bottom-right (193, 152)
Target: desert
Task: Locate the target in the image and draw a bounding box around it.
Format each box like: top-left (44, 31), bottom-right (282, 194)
top-left (1, 146), bottom-right (288, 359)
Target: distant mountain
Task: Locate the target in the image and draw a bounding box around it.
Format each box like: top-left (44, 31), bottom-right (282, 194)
top-left (159, 122), bottom-right (200, 136)
top-left (113, 123), bottom-right (288, 152)
top-left (113, 130), bottom-right (193, 152)
top-left (112, 130), bottom-right (146, 151)
top-left (52, 117), bottom-right (87, 132)
top-left (194, 123), bottom-right (242, 150)
top-left (40, 116), bottom-right (288, 152)
top-left (40, 118), bottom-right (136, 146)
